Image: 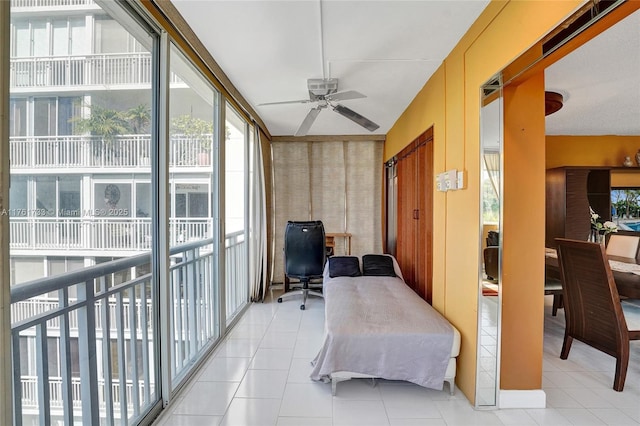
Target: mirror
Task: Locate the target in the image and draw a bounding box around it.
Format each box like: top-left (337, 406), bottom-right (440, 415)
top-left (477, 75), bottom-right (503, 407)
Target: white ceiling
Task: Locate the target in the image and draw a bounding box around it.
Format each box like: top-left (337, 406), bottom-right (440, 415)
top-left (170, 1), bottom-right (640, 138)
top-left (170, 0), bottom-right (489, 136)
top-left (545, 8), bottom-right (640, 136)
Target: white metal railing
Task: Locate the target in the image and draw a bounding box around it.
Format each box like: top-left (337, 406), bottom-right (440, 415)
top-left (10, 217), bottom-right (211, 251)
top-left (11, 0), bottom-right (95, 8)
top-left (10, 134), bottom-right (212, 169)
top-left (10, 53), bottom-right (182, 89)
top-left (11, 298), bottom-right (153, 334)
top-left (226, 230), bottom-right (248, 321)
top-left (21, 376), bottom-right (147, 412)
top-left (11, 234), bottom-right (247, 425)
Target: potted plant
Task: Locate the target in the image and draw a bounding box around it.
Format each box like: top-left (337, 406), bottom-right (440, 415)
top-left (126, 104), bottom-right (151, 165)
top-left (170, 115), bottom-right (214, 166)
top-left (71, 104), bottom-right (129, 161)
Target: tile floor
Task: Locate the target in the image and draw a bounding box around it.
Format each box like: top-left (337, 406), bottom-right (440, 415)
top-left (153, 293), bottom-right (640, 426)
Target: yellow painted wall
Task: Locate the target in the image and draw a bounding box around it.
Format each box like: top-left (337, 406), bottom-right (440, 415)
top-left (501, 73), bottom-right (546, 389)
top-left (385, 0), bottom-right (584, 402)
top-left (547, 135), bottom-right (640, 187)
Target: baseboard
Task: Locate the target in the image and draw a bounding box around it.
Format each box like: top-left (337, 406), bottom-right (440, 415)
top-left (498, 389), bottom-right (546, 408)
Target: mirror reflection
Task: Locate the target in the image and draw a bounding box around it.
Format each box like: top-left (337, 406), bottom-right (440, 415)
top-left (477, 78), bottom-right (502, 406)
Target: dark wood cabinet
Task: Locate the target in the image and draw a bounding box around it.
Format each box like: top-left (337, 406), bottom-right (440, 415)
top-left (545, 167), bottom-right (611, 248)
top-left (395, 129), bottom-right (433, 303)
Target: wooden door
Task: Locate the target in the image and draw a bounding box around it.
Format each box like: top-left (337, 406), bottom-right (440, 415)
top-left (397, 151), bottom-right (417, 292)
top-left (393, 128), bottom-right (434, 302)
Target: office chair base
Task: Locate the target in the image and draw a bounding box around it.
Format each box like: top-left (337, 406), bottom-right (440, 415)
top-left (277, 289), bottom-right (323, 310)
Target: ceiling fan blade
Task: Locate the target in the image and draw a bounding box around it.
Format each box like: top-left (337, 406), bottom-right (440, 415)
top-left (326, 90), bottom-right (366, 102)
top-left (295, 107), bottom-right (322, 136)
top-left (332, 103), bottom-right (380, 132)
top-left (257, 99), bottom-right (310, 106)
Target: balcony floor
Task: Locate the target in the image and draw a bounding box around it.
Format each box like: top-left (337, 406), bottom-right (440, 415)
top-left (153, 294), bottom-right (640, 426)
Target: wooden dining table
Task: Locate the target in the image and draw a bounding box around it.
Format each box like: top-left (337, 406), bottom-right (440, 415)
top-left (545, 247), bottom-right (640, 299)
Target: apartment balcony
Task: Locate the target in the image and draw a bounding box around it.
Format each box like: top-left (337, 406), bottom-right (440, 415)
top-left (10, 53), bottom-right (182, 91)
top-left (10, 218), bottom-right (213, 252)
top-left (11, 233), bottom-right (249, 425)
top-left (10, 134), bottom-right (211, 170)
top-left (11, 0), bottom-right (98, 10)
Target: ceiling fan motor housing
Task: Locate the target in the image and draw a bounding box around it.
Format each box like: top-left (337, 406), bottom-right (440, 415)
top-left (307, 78), bottom-right (338, 97)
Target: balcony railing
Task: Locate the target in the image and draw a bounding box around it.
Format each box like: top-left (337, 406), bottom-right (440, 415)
top-left (10, 53), bottom-right (182, 89)
top-left (11, 233), bottom-right (247, 425)
top-left (10, 218), bottom-right (212, 251)
top-left (11, 0), bottom-right (95, 8)
top-left (10, 134), bottom-right (212, 169)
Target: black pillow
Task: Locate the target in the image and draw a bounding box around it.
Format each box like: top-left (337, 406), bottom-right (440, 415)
top-left (362, 254), bottom-right (396, 277)
top-left (328, 256), bottom-right (361, 278)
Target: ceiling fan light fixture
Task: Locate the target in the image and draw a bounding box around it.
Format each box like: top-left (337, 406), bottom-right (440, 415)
top-left (307, 78), bottom-right (338, 97)
top-left (545, 91), bottom-right (564, 116)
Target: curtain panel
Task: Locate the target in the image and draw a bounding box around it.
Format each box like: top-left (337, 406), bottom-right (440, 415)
top-left (270, 140), bottom-right (383, 284)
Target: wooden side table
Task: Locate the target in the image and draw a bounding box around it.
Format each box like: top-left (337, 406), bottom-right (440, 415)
top-left (325, 233), bottom-right (352, 256)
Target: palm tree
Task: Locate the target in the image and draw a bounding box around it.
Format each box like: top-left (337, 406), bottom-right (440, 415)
top-left (126, 104), bottom-right (151, 134)
top-left (71, 105), bottom-right (130, 156)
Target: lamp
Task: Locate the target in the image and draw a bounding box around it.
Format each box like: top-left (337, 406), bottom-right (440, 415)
top-left (545, 91), bottom-right (564, 116)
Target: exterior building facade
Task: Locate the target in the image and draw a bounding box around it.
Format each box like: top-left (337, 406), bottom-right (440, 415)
top-left (8, 1), bottom-right (253, 424)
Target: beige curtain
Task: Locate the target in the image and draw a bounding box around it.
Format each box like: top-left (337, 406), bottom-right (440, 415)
top-left (483, 151), bottom-right (500, 200)
top-left (270, 140), bottom-right (383, 284)
top-left (249, 125), bottom-right (268, 301)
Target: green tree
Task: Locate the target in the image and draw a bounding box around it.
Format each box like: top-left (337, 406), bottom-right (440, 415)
top-left (126, 104), bottom-right (151, 134)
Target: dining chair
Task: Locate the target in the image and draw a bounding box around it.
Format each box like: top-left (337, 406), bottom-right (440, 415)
top-left (556, 238), bottom-right (640, 391)
top-left (606, 234), bottom-right (640, 259)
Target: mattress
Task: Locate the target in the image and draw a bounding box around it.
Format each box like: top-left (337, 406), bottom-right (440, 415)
top-left (310, 268), bottom-right (456, 390)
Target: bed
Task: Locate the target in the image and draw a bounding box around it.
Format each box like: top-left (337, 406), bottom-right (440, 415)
top-left (310, 254), bottom-right (461, 396)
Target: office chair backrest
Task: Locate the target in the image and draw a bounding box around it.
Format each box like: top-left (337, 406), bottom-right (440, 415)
top-left (285, 221), bottom-right (326, 279)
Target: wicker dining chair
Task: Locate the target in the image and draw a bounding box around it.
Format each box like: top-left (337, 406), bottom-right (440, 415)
top-left (556, 238), bottom-right (640, 391)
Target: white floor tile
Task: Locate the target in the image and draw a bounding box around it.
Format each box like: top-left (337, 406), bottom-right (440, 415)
top-left (389, 419), bottom-right (447, 426)
top-left (287, 357), bottom-right (316, 383)
top-left (333, 399), bottom-right (390, 426)
top-left (260, 331), bottom-right (298, 349)
top-left (493, 409), bottom-right (536, 425)
top-left (249, 348), bottom-right (294, 370)
top-left (219, 398), bottom-right (281, 426)
top-left (589, 408), bottom-right (638, 425)
top-left (161, 414), bottom-right (223, 426)
top-left (555, 408), bottom-right (606, 425)
top-left (276, 417), bottom-right (332, 426)
top-left (171, 382), bottom-right (239, 416)
top-left (152, 297), bottom-right (640, 426)
top-left (235, 369), bottom-right (288, 399)
top-left (524, 408), bottom-right (572, 425)
top-left (198, 357), bottom-right (251, 382)
top-left (379, 384), bottom-right (442, 419)
top-left (279, 382), bottom-right (333, 418)
top-left (214, 338), bottom-right (261, 358)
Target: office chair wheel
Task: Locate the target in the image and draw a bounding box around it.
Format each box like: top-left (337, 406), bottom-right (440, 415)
top-left (277, 297), bottom-right (283, 303)
top-left (300, 304), bottom-right (305, 310)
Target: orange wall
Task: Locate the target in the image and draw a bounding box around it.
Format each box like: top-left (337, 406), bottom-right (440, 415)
top-left (547, 135), bottom-right (640, 187)
top-left (385, 0), bottom-right (584, 402)
top-left (501, 73), bottom-right (546, 389)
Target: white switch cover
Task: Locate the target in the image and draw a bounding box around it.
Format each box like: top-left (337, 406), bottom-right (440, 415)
top-left (457, 170), bottom-right (465, 189)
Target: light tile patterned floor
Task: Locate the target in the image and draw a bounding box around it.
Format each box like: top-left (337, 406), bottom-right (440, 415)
top-left (153, 293), bottom-right (640, 426)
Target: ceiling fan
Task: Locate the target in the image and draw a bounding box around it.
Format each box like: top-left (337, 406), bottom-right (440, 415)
top-left (258, 78), bottom-right (380, 136)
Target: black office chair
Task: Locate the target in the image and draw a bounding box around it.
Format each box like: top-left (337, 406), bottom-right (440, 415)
top-left (278, 221), bottom-right (326, 310)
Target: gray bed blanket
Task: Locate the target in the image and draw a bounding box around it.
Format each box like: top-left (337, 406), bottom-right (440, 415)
top-left (310, 274), bottom-right (455, 390)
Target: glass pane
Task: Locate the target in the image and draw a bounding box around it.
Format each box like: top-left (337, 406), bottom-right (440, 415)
top-left (168, 43), bottom-right (219, 387)
top-left (10, 3), bottom-right (157, 424)
top-left (225, 103), bottom-right (248, 321)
